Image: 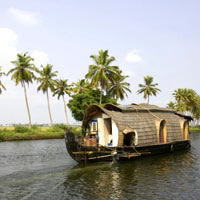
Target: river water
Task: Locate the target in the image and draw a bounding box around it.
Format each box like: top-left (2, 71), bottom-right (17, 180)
top-left (0, 132), bottom-right (200, 200)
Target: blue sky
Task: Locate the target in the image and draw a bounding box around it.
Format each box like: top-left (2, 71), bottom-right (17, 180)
top-left (0, 0), bottom-right (199, 125)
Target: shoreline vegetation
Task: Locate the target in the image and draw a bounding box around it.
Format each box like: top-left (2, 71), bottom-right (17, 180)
top-left (0, 124), bottom-right (81, 142)
top-left (0, 124), bottom-right (200, 142)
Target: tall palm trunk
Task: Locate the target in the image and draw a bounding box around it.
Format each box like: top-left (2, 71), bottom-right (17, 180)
top-left (47, 89), bottom-right (53, 126)
top-left (22, 80), bottom-right (32, 128)
top-left (62, 95), bottom-right (69, 125)
top-left (147, 95), bottom-right (150, 104)
top-left (100, 89), bottom-right (103, 104)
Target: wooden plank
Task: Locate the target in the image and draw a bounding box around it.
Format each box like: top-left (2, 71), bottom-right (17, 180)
top-left (88, 154), bottom-right (113, 160)
top-left (72, 151), bottom-right (112, 155)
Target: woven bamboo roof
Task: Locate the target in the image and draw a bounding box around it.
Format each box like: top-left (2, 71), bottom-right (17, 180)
top-left (82, 103), bottom-right (192, 129)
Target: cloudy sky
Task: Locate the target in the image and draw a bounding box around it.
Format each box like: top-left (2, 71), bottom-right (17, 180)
top-left (0, 0), bottom-right (199, 125)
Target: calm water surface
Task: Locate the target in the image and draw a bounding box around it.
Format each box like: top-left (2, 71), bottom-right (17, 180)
top-left (0, 133), bottom-right (200, 200)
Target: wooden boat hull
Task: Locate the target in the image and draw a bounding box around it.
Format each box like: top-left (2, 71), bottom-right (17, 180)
top-left (65, 131), bottom-right (191, 163)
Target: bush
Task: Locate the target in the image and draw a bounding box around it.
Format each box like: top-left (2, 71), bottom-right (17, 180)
top-left (14, 125), bottom-right (31, 133)
top-left (52, 123), bottom-right (67, 130)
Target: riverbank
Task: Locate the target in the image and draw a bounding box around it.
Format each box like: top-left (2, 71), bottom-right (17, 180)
top-left (0, 124), bottom-right (81, 142)
top-left (190, 126), bottom-right (200, 132)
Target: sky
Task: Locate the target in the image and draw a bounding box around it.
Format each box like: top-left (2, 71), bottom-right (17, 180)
top-left (0, 0), bottom-right (200, 125)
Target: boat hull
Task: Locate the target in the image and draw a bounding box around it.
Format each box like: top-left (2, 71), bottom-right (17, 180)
top-left (65, 131), bottom-right (191, 163)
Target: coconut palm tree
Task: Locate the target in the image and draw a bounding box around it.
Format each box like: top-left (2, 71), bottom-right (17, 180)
top-left (53, 79), bottom-right (72, 125)
top-left (85, 49), bottom-right (119, 104)
top-left (0, 66), bottom-right (6, 94)
top-left (137, 75), bottom-right (161, 104)
top-left (8, 52), bottom-right (35, 127)
top-left (36, 64), bottom-right (57, 126)
top-left (167, 101), bottom-right (176, 109)
top-left (72, 79), bottom-right (90, 94)
top-left (108, 70), bottom-right (131, 101)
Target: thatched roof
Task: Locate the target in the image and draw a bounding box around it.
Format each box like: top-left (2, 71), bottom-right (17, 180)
top-left (83, 103), bottom-right (192, 127)
top-left (82, 103), bottom-right (192, 146)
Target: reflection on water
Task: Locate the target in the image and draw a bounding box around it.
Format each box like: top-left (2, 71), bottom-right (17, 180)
top-left (0, 133), bottom-right (200, 199)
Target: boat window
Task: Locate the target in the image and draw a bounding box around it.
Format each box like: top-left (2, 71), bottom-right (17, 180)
top-left (159, 120), bottom-right (167, 143)
top-left (90, 120), bottom-right (98, 133)
top-left (183, 121), bottom-right (189, 140)
top-left (92, 122), bottom-right (97, 131)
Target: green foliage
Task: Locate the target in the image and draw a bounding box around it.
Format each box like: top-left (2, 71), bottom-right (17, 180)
top-left (68, 89), bottom-right (117, 121)
top-left (168, 88), bottom-right (200, 120)
top-left (72, 79), bottom-right (90, 94)
top-left (137, 75), bottom-right (161, 104)
top-left (14, 125), bottom-right (31, 133)
top-left (190, 126), bottom-right (200, 132)
top-left (0, 124), bottom-right (81, 141)
top-left (107, 70), bottom-right (131, 101)
top-left (85, 49), bottom-right (120, 104)
top-left (53, 79), bottom-right (72, 99)
top-left (36, 64), bottom-right (58, 93)
top-left (8, 52), bottom-right (35, 86)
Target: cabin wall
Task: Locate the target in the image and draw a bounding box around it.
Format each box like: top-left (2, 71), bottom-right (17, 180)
top-left (90, 113), bottom-right (119, 147)
top-left (112, 120), bottom-right (118, 147)
top-left (98, 118), bottom-right (106, 145)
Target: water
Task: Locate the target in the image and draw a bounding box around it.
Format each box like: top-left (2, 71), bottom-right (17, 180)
top-left (0, 133), bottom-right (200, 200)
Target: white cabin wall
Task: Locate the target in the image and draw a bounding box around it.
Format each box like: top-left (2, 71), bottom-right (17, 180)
top-left (90, 113), bottom-right (119, 147)
top-left (112, 120), bottom-right (119, 147)
top-left (97, 118), bottom-right (106, 146)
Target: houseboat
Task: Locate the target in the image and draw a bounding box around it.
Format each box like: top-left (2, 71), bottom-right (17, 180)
top-left (65, 103), bottom-right (192, 163)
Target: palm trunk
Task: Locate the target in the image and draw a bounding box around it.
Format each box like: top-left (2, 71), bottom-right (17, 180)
top-left (147, 95), bottom-right (150, 104)
top-left (47, 89), bottom-right (53, 126)
top-left (100, 87), bottom-right (103, 104)
top-left (22, 80), bottom-right (32, 128)
top-left (62, 95), bottom-right (69, 125)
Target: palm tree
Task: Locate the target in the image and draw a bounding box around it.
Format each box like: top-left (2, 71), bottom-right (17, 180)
top-left (36, 64), bottom-right (57, 126)
top-left (0, 66), bottom-right (6, 94)
top-left (108, 70), bottom-right (131, 101)
top-left (167, 101), bottom-right (176, 109)
top-left (8, 52), bottom-right (35, 127)
top-left (53, 79), bottom-right (72, 125)
top-left (85, 49), bottom-right (119, 104)
top-left (72, 79), bottom-right (90, 94)
top-left (137, 75), bottom-right (161, 104)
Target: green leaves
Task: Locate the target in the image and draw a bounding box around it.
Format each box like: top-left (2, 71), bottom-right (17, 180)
top-left (137, 75), bottom-right (161, 104)
top-left (8, 52), bottom-right (35, 86)
top-left (36, 64), bottom-right (58, 93)
top-left (67, 89), bottom-right (117, 121)
top-left (53, 79), bottom-right (72, 99)
top-left (85, 49), bottom-right (130, 104)
top-left (170, 88), bottom-right (200, 120)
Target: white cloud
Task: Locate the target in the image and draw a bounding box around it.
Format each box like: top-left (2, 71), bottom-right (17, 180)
top-left (125, 50), bottom-right (142, 63)
top-left (8, 8), bottom-right (39, 25)
top-left (0, 28), bottom-right (18, 70)
top-left (31, 50), bottom-right (49, 67)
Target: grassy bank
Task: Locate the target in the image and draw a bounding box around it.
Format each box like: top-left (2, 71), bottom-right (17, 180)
top-left (190, 126), bottom-right (200, 132)
top-left (0, 124), bottom-right (81, 142)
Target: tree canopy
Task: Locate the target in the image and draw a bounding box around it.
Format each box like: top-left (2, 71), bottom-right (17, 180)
top-left (85, 49), bottom-right (120, 104)
top-left (168, 88), bottom-right (200, 121)
top-left (67, 89), bottom-right (117, 121)
top-left (137, 75), bottom-right (161, 104)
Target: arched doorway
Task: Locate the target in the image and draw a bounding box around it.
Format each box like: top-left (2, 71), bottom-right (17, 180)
top-left (123, 128), bottom-right (138, 146)
top-left (183, 121), bottom-right (189, 140)
top-left (159, 120), bottom-right (167, 143)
